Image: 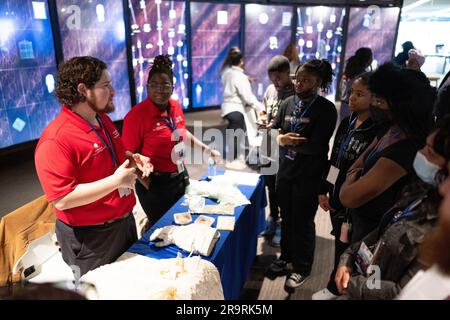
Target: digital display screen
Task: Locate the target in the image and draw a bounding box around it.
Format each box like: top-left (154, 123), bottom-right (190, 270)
top-left (295, 6), bottom-right (346, 96)
top-left (56, 0), bottom-right (132, 121)
top-left (345, 7), bottom-right (400, 69)
top-left (0, 0), bottom-right (59, 148)
top-left (244, 4), bottom-right (293, 101)
top-left (128, 0), bottom-right (189, 109)
top-left (190, 2), bottom-right (241, 108)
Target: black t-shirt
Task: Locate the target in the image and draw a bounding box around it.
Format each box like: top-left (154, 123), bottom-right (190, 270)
top-left (273, 94), bottom-right (337, 181)
top-left (320, 114), bottom-right (379, 211)
top-left (351, 138), bottom-right (417, 224)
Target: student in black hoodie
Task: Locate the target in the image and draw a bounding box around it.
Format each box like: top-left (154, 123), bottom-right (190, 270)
top-left (268, 59), bottom-right (337, 290)
top-left (312, 72), bottom-right (379, 299)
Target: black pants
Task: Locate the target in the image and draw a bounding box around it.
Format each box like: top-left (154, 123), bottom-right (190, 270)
top-left (55, 213), bottom-right (137, 278)
top-left (350, 212), bottom-right (379, 243)
top-left (326, 235), bottom-right (350, 295)
top-left (136, 172), bottom-right (186, 226)
top-left (326, 209), bottom-right (351, 295)
top-left (277, 177), bottom-right (319, 276)
top-left (224, 111), bottom-right (247, 161)
top-left (264, 174), bottom-right (279, 221)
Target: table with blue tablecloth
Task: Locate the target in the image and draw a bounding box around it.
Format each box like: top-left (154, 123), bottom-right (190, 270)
top-left (127, 170), bottom-right (267, 300)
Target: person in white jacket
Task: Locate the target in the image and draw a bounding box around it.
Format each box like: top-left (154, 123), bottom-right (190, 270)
top-left (221, 47), bottom-right (263, 169)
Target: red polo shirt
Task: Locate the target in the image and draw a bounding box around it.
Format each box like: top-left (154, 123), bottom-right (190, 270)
top-left (122, 98), bottom-right (186, 172)
top-left (34, 106), bottom-right (136, 226)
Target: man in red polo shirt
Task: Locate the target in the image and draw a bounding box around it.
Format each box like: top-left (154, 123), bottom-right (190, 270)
top-left (35, 56), bottom-right (152, 277)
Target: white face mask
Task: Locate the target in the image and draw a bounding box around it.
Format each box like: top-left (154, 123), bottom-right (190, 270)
top-left (413, 151), bottom-right (440, 186)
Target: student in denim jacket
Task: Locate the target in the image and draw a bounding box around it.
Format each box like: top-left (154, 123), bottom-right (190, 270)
top-left (335, 117), bottom-right (450, 299)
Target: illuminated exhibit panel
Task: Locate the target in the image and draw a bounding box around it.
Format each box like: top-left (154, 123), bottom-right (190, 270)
top-left (244, 4), bottom-right (293, 101)
top-left (345, 6), bottom-right (400, 69)
top-left (129, 0), bottom-right (189, 108)
top-left (0, 0), bottom-right (59, 148)
top-left (56, 0), bottom-right (132, 121)
top-left (190, 2), bottom-right (241, 108)
top-left (295, 6), bottom-right (346, 96)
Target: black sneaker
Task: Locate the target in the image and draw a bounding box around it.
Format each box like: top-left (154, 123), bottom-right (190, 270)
top-left (285, 273), bottom-right (308, 289)
top-left (268, 258), bottom-right (287, 274)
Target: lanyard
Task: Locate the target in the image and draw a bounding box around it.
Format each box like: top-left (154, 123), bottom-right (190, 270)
top-left (290, 95), bottom-right (317, 133)
top-left (336, 116), bottom-right (358, 168)
top-left (87, 116), bottom-right (119, 165)
top-left (390, 197), bottom-right (424, 224)
top-left (160, 114), bottom-right (180, 142)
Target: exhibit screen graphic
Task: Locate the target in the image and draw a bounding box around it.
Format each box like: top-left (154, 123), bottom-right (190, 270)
top-left (244, 4), bottom-right (293, 101)
top-left (56, 0), bottom-right (132, 120)
top-left (345, 7), bottom-right (400, 69)
top-left (0, 0), bottom-right (59, 148)
top-left (295, 6), bottom-right (346, 97)
top-left (128, 0), bottom-right (189, 109)
top-left (190, 2), bottom-right (241, 108)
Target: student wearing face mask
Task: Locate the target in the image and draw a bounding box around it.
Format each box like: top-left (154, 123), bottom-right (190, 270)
top-left (335, 116), bottom-right (450, 299)
top-left (340, 63), bottom-right (435, 243)
top-left (268, 59), bottom-right (337, 290)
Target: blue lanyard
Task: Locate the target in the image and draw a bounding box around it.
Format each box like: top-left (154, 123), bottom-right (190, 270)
top-left (336, 116), bottom-right (357, 167)
top-left (160, 114), bottom-right (180, 142)
top-left (87, 116), bottom-right (119, 165)
top-left (391, 197), bottom-right (423, 224)
top-left (290, 95), bottom-right (317, 133)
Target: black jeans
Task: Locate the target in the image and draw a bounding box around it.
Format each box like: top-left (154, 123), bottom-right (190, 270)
top-left (136, 172), bottom-right (186, 226)
top-left (55, 213), bottom-right (137, 278)
top-left (326, 236), bottom-right (350, 295)
top-left (326, 209), bottom-right (351, 295)
top-left (224, 111), bottom-right (247, 161)
top-left (264, 174), bottom-right (279, 221)
top-left (277, 177), bottom-right (319, 276)
top-left (350, 212), bottom-right (379, 243)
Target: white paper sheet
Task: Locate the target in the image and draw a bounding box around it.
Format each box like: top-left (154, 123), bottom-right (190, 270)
top-left (223, 170), bottom-right (260, 186)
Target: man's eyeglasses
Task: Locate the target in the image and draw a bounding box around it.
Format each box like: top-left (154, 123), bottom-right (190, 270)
top-left (147, 82), bottom-right (173, 93)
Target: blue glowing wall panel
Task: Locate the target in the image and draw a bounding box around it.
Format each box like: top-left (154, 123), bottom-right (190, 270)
top-left (295, 6), bottom-right (345, 96)
top-left (0, 0), bottom-right (59, 148)
top-left (56, 0), bottom-right (131, 121)
top-left (245, 4), bottom-right (293, 100)
top-left (128, 0), bottom-right (189, 109)
top-left (190, 2), bottom-right (241, 108)
top-left (345, 7), bottom-right (400, 68)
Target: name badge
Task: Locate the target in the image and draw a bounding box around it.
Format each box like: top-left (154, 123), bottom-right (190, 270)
top-left (326, 165), bottom-right (340, 185)
top-left (174, 141), bottom-right (186, 160)
top-left (339, 222), bottom-right (351, 244)
top-left (118, 187), bottom-right (131, 198)
top-left (176, 159), bottom-right (185, 173)
top-left (355, 241), bottom-right (374, 276)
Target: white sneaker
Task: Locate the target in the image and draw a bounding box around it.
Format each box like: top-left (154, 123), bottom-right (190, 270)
top-left (225, 159), bottom-right (247, 170)
top-left (312, 288), bottom-right (339, 300)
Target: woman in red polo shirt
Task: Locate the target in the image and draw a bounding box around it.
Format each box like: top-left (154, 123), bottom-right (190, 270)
top-left (122, 55), bottom-right (220, 225)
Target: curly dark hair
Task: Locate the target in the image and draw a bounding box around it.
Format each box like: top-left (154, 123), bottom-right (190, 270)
top-left (296, 59), bottom-right (334, 93)
top-left (55, 56), bottom-right (107, 108)
top-left (369, 62), bottom-right (435, 148)
top-left (147, 54), bottom-right (174, 85)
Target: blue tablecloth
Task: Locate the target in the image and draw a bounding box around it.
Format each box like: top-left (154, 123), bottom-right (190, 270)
top-left (128, 171), bottom-right (267, 300)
